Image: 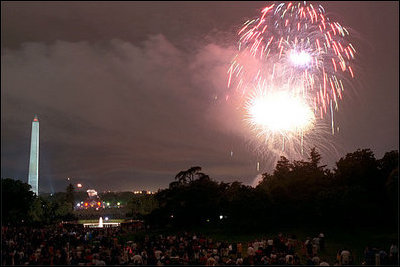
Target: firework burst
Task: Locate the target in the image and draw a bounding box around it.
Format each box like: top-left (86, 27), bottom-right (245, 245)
top-left (228, 1), bottom-right (356, 155)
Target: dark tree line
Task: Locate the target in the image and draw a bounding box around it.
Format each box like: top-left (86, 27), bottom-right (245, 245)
top-left (1, 179), bottom-right (76, 226)
top-left (146, 148), bottom-right (398, 230)
top-left (2, 148), bottom-right (398, 229)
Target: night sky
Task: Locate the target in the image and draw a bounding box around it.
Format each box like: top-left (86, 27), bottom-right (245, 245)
top-left (2, 1), bottom-right (398, 193)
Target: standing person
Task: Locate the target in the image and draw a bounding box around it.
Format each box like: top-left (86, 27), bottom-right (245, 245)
top-left (247, 243), bottom-right (255, 265)
top-left (293, 253), bottom-right (301, 265)
top-left (305, 238), bottom-right (313, 257)
top-left (319, 233), bottom-right (325, 251)
top-left (237, 243), bottom-right (242, 258)
top-left (312, 241), bottom-right (319, 256)
top-left (247, 244), bottom-right (255, 257)
top-left (285, 254), bottom-right (294, 265)
top-left (320, 258), bottom-right (330, 266)
top-left (389, 243), bottom-right (398, 265)
top-left (379, 248), bottom-right (388, 265)
top-left (266, 238), bottom-right (273, 257)
top-left (375, 250), bottom-right (380, 266)
top-left (340, 248), bottom-right (351, 265)
top-left (312, 254), bottom-right (321, 265)
top-left (364, 246), bottom-right (375, 265)
top-left (132, 252), bottom-right (143, 265)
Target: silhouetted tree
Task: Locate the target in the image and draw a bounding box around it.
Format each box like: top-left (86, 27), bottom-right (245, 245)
top-left (127, 194), bottom-right (158, 219)
top-left (66, 183), bottom-right (75, 210)
top-left (148, 148), bottom-right (398, 229)
top-left (1, 178), bottom-right (36, 225)
top-left (175, 166), bottom-right (202, 184)
top-left (379, 150), bottom-right (399, 179)
top-left (273, 156), bottom-right (291, 178)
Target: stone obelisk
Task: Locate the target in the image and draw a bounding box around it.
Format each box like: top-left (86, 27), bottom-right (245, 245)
top-left (28, 114), bottom-right (39, 195)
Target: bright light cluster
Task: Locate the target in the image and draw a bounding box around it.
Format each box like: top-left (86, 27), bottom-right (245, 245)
top-left (247, 90), bottom-right (315, 133)
top-left (289, 50), bottom-right (312, 67)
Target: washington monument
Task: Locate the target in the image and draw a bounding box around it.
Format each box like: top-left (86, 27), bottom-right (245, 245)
top-left (28, 114), bottom-right (39, 195)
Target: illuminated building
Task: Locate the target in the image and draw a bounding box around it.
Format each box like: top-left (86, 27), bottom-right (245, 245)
top-left (80, 189), bottom-right (102, 209)
top-left (28, 115), bottom-right (39, 195)
top-left (87, 189), bottom-right (98, 197)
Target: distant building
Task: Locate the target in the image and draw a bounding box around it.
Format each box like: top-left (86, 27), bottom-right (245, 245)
top-left (80, 189), bottom-right (103, 209)
top-left (87, 189), bottom-right (98, 197)
top-left (28, 115), bottom-right (39, 195)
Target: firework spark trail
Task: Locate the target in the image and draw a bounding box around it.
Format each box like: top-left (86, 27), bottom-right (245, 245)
top-left (228, 1), bottom-right (356, 155)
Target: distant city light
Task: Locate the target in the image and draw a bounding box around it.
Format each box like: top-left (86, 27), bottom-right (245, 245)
top-left (219, 215), bottom-right (223, 220)
top-left (97, 202), bottom-right (101, 206)
top-left (77, 203), bottom-right (80, 207)
top-left (84, 203), bottom-right (88, 207)
top-left (105, 217), bottom-right (109, 221)
top-left (107, 202), bottom-right (110, 206)
top-left (77, 183), bottom-right (82, 188)
top-left (134, 190), bottom-right (155, 194)
top-left (117, 202), bottom-right (120, 206)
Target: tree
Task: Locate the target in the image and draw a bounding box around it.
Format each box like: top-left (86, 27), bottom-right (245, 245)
top-left (379, 150), bottom-right (399, 179)
top-left (385, 168), bottom-right (398, 223)
top-left (28, 198), bottom-right (44, 223)
top-left (174, 166), bottom-right (202, 185)
top-left (256, 172), bottom-right (273, 191)
top-left (334, 148), bottom-right (379, 188)
top-left (147, 148), bottom-right (398, 229)
top-left (1, 178), bottom-right (36, 225)
top-left (66, 183), bottom-right (75, 209)
top-left (55, 202), bottom-right (73, 219)
top-left (127, 195), bottom-right (158, 218)
top-left (308, 147), bottom-right (327, 171)
top-left (273, 156), bottom-right (291, 178)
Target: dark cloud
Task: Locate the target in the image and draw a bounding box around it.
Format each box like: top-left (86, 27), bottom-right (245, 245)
top-left (1, 2), bottom-right (398, 192)
top-left (1, 34), bottom-right (260, 191)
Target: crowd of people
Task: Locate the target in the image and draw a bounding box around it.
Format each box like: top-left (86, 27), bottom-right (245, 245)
top-left (2, 225), bottom-right (398, 265)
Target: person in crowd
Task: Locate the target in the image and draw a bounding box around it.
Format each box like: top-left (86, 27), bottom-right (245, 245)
top-left (319, 233), bottom-right (325, 251)
top-left (389, 242), bottom-right (398, 265)
top-left (319, 258), bottom-right (330, 266)
top-left (340, 248), bottom-right (351, 265)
